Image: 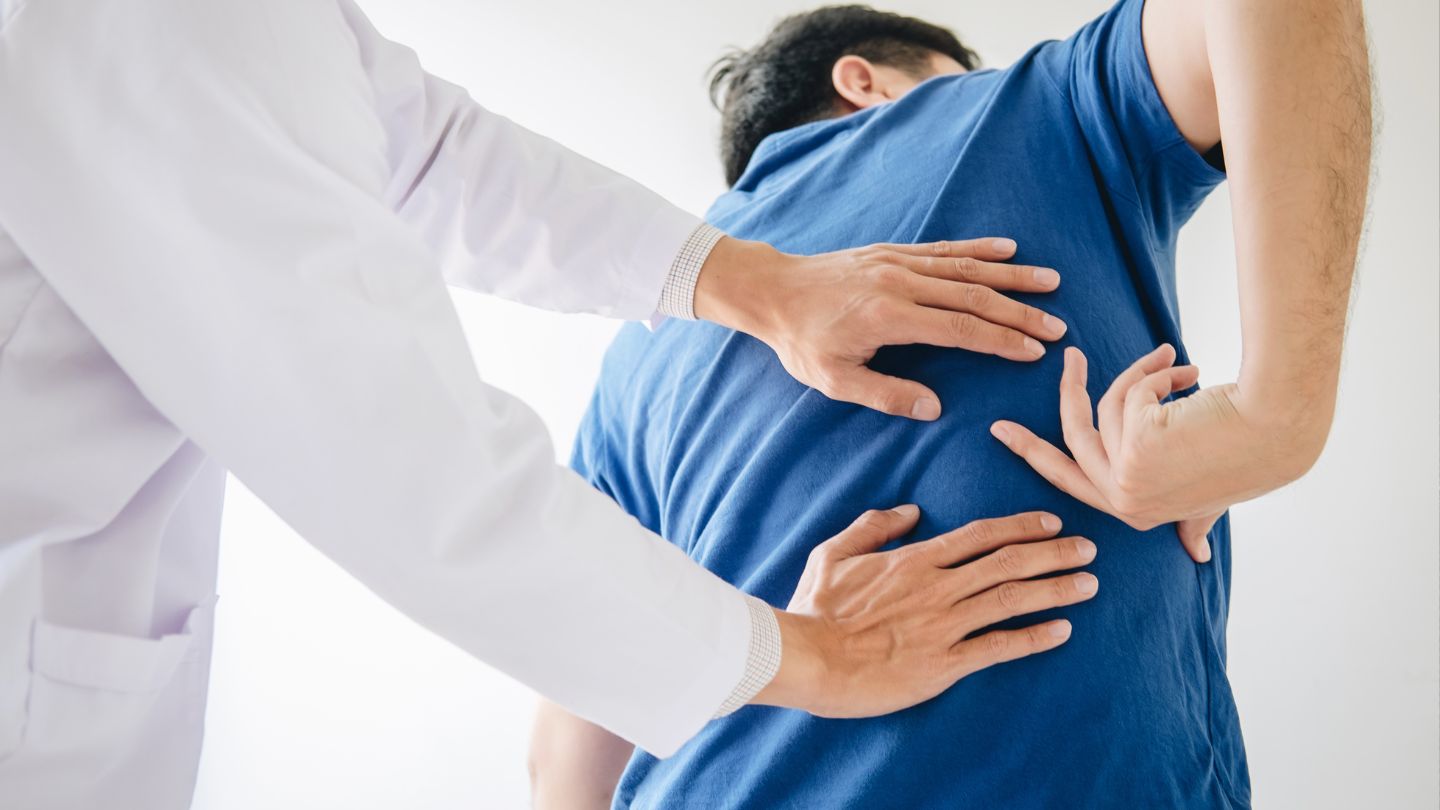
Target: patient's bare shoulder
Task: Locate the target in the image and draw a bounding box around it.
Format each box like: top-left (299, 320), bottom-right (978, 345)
top-left (1142, 0), bottom-right (1221, 153)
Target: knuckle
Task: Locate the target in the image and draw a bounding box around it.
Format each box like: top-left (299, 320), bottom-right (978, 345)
top-left (877, 392), bottom-right (911, 416)
top-left (855, 509), bottom-right (888, 531)
top-left (930, 241), bottom-right (951, 257)
top-left (996, 581), bottom-right (1025, 610)
top-left (1052, 576), bottom-right (1074, 599)
top-left (1026, 625), bottom-right (1049, 649)
top-left (983, 631), bottom-right (1011, 657)
top-left (965, 519), bottom-right (995, 546)
top-left (949, 312), bottom-right (979, 340)
top-left (953, 257), bottom-right (982, 281)
top-left (1056, 539), bottom-right (1078, 564)
top-left (806, 544), bottom-right (829, 567)
top-left (958, 282), bottom-right (989, 309)
top-left (992, 545), bottom-right (1024, 577)
top-left (870, 263), bottom-right (906, 287)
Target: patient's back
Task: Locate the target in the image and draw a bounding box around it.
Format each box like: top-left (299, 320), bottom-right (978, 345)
top-left (574, 2), bottom-right (1248, 807)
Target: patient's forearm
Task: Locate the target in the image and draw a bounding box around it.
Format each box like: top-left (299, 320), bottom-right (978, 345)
top-left (529, 700), bottom-right (632, 810)
top-left (991, 0), bottom-right (1372, 543)
top-left (1208, 0), bottom-right (1371, 460)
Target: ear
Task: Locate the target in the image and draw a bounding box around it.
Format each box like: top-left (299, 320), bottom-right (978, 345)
top-left (831, 54), bottom-right (893, 111)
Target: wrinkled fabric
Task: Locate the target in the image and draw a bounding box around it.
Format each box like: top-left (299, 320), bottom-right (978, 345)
top-left (574, 2), bottom-right (1248, 807)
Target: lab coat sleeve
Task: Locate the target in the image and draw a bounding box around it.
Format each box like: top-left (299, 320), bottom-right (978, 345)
top-left (339, 1), bottom-right (701, 320)
top-left (0, 0), bottom-right (746, 756)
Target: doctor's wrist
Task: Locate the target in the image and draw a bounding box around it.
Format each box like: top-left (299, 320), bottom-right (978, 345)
top-left (749, 609), bottom-right (830, 712)
top-left (691, 236), bottom-right (795, 338)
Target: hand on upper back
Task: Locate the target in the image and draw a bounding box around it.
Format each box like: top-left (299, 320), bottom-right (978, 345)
top-left (693, 236), bottom-right (1066, 421)
top-left (989, 344), bottom-right (1320, 562)
top-left (755, 506), bottom-right (1097, 717)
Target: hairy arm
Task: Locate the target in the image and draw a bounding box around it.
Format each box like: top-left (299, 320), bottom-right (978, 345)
top-left (993, 0), bottom-right (1371, 551)
top-left (529, 700), bottom-right (633, 810)
top-left (1151, 0), bottom-right (1370, 436)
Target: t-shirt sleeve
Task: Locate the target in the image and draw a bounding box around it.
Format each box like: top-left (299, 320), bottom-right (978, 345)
top-left (1058, 0), bottom-right (1225, 244)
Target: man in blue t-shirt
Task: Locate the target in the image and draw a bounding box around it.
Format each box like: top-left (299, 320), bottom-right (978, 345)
top-left (529, 1), bottom-right (1370, 807)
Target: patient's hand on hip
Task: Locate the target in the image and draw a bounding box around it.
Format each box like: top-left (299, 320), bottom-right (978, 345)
top-left (755, 506), bottom-right (1097, 717)
top-left (990, 344), bottom-right (1331, 562)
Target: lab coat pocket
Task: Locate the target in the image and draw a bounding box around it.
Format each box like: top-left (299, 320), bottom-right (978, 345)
top-left (0, 597), bottom-right (216, 777)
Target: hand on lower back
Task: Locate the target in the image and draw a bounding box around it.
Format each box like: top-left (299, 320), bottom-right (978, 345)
top-left (754, 506), bottom-right (1097, 718)
top-left (989, 344), bottom-right (1326, 562)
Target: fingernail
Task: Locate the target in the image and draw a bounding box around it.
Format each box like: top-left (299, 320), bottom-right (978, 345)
top-left (1032, 267), bottom-right (1060, 287)
top-left (911, 398), bottom-right (941, 420)
top-left (1040, 514), bottom-right (1061, 532)
top-left (992, 238), bottom-right (1017, 253)
top-left (1077, 538), bottom-right (1097, 560)
top-left (1075, 574), bottom-right (1099, 594)
top-left (1024, 338), bottom-right (1045, 357)
top-left (1042, 314), bottom-right (1067, 336)
top-left (989, 422), bottom-right (1012, 443)
top-left (1049, 621), bottom-right (1072, 640)
top-left (894, 504), bottom-right (920, 518)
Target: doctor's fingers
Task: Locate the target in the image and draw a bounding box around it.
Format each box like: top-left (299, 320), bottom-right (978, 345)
top-left (819, 364), bottom-right (945, 421)
top-left (875, 240), bottom-right (1063, 293)
top-left (947, 537), bottom-right (1098, 602)
top-left (917, 511), bottom-right (1063, 567)
top-left (900, 305), bottom-right (1048, 362)
top-left (951, 572), bottom-right (1099, 636)
top-left (947, 620), bottom-right (1075, 680)
top-left (905, 275), bottom-right (1067, 341)
top-left (816, 505), bottom-right (923, 560)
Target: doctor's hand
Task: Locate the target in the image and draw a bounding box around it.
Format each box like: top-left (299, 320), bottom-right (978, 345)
top-left (752, 506), bottom-right (1097, 718)
top-left (693, 236), bottom-right (1066, 421)
top-left (989, 345), bottom-right (1327, 563)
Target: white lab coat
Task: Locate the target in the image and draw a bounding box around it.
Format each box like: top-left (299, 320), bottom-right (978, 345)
top-left (0, 1), bottom-right (753, 807)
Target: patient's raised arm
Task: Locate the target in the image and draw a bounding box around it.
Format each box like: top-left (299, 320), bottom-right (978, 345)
top-left (992, 0), bottom-right (1371, 553)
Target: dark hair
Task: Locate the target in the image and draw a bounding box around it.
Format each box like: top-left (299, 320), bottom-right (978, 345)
top-left (708, 5), bottom-right (979, 185)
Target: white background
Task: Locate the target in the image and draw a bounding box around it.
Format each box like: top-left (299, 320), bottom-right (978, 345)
top-left (191, 1), bottom-right (1440, 808)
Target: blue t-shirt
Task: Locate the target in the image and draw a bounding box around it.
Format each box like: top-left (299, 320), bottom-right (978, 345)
top-left (573, 2), bottom-right (1247, 807)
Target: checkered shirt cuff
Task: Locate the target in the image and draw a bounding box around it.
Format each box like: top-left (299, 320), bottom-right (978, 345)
top-left (713, 595), bottom-right (783, 718)
top-left (657, 223), bottom-right (726, 320)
